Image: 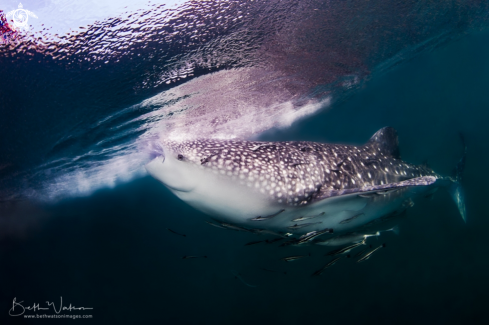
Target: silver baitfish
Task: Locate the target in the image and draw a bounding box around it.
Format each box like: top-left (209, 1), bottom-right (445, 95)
top-left (288, 222), bottom-right (322, 229)
top-left (292, 212), bottom-right (325, 222)
top-left (325, 239), bottom-right (367, 256)
top-left (357, 243), bottom-right (386, 262)
top-left (281, 253), bottom-right (311, 262)
top-left (312, 256), bottom-right (343, 276)
top-left (316, 226), bottom-right (398, 246)
top-left (251, 209), bottom-right (285, 221)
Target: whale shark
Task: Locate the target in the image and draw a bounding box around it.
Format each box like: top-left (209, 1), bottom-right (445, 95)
top-left (145, 127), bottom-right (466, 235)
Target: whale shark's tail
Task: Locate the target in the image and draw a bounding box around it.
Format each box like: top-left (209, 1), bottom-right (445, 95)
top-left (448, 133), bottom-right (467, 222)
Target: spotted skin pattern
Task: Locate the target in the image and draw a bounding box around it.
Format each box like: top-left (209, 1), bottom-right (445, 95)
top-left (163, 128), bottom-right (437, 207)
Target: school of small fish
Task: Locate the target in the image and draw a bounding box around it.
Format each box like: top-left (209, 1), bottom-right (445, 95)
top-left (168, 213), bottom-right (395, 285)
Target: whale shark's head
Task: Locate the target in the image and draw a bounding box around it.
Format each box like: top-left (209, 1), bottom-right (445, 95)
top-left (145, 140), bottom-right (204, 193)
top-left (144, 138), bottom-right (285, 222)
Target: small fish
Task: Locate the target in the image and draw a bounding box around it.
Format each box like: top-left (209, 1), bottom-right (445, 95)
top-left (221, 223), bottom-right (255, 232)
top-left (357, 243), bottom-right (386, 262)
top-left (205, 221), bottom-right (227, 229)
top-left (245, 240), bottom-right (265, 246)
top-left (182, 255), bottom-right (207, 259)
top-left (296, 228), bottom-right (333, 244)
top-left (325, 239), bottom-right (366, 256)
top-left (315, 231), bottom-right (380, 247)
top-left (292, 212), bottom-right (325, 222)
top-left (265, 237), bottom-right (285, 244)
top-left (281, 228), bottom-right (332, 247)
top-left (282, 253), bottom-right (311, 262)
top-left (251, 209), bottom-right (285, 221)
top-left (167, 228), bottom-right (186, 237)
top-left (354, 249), bottom-right (368, 258)
top-left (259, 268), bottom-right (287, 275)
top-left (231, 270), bottom-right (257, 288)
top-left (388, 226), bottom-right (400, 235)
top-left (210, 219), bottom-right (254, 233)
top-left (288, 222), bottom-right (322, 229)
top-left (251, 228), bottom-right (287, 237)
top-left (312, 256), bottom-right (342, 276)
top-left (339, 213), bottom-right (365, 224)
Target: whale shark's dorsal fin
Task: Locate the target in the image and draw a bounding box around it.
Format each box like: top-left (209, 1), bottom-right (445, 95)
top-left (366, 127), bottom-right (400, 159)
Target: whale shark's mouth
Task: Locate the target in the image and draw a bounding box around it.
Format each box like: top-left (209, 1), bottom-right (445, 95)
top-left (144, 140), bottom-right (166, 163)
top-left (145, 145), bottom-right (199, 194)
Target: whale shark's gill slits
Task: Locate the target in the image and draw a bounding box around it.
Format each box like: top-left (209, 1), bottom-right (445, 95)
top-left (276, 143), bottom-right (302, 205)
top-left (292, 142), bottom-right (327, 205)
top-left (309, 147), bottom-right (328, 198)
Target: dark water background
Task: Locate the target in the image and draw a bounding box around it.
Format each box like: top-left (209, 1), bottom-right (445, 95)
top-left (2, 31), bottom-right (489, 324)
top-left (2, 0), bottom-right (489, 324)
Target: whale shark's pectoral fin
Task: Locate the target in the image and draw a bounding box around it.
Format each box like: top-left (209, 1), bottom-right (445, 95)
top-left (312, 176), bottom-right (438, 204)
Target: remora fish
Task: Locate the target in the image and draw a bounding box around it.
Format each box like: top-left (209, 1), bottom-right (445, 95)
top-left (205, 221), bottom-right (227, 229)
top-left (315, 227), bottom-right (398, 246)
top-left (316, 232), bottom-right (378, 246)
top-left (339, 212), bottom-right (364, 224)
top-left (312, 256), bottom-right (342, 276)
top-left (296, 228), bottom-right (333, 243)
top-left (288, 222), bottom-right (322, 229)
top-left (281, 228), bottom-right (332, 246)
top-left (325, 239), bottom-right (366, 256)
top-left (245, 240), bottom-right (265, 246)
top-left (167, 228), bottom-right (186, 237)
top-left (357, 243), bottom-right (386, 262)
top-left (354, 249), bottom-right (368, 258)
top-left (231, 270), bottom-right (257, 288)
top-left (251, 228), bottom-right (287, 237)
top-left (292, 212), bottom-right (325, 222)
top-left (145, 127), bottom-right (467, 235)
top-left (251, 209), bottom-right (285, 221)
top-left (210, 219), bottom-right (255, 233)
top-left (282, 253), bottom-right (311, 262)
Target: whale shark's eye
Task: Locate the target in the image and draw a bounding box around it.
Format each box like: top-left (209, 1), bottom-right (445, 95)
top-left (177, 154), bottom-right (184, 161)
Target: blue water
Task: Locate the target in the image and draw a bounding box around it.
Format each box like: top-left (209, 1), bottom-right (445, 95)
top-left (1, 0), bottom-right (489, 323)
